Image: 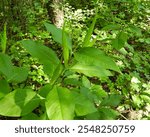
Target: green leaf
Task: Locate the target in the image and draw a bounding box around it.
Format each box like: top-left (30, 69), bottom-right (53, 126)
top-left (45, 23), bottom-right (72, 67)
top-left (0, 53), bottom-right (13, 77)
top-left (44, 23), bottom-right (62, 44)
top-left (20, 113), bottom-right (40, 120)
top-left (80, 87), bottom-right (99, 104)
top-left (62, 26), bottom-right (72, 67)
top-left (140, 94), bottom-right (150, 104)
top-left (50, 63), bottom-right (63, 85)
top-left (63, 78), bottom-right (82, 86)
top-left (82, 76), bottom-right (91, 88)
top-left (22, 40), bottom-right (60, 77)
top-left (71, 63), bottom-right (112, 78)
top-left (0, 79), bottom-right (10, 99)
top-left (39, 112), bottom-right (49, 120)
top-left (91, 85), bottom-right (108, 98)
top-left (101, 94), bottom-right (122, 107)
top-left (82, 12), bottom-right (98, 47)
top-left (86, 111), bottom-right (100, 120)
top-left (0, 53), bottom-right (28, 83)
top-left (140, 89), bottom-right (150, 104)
top-left (7, 67), bottom-right (28, 83)
top-left (74, 92), bottom-right (97, 116)
top-left (132, 95), bottom-right (142, 108)
top-left (45, 86), bottom-right (75, 120)
top-left (91, 85), bottom-right (108, 103)
top-left (129, 25), bottom-right (142, 36)
top-left (102, 24), bottom-right (121, 31)
top-left (0, 89), bottom-right (41, 116)
top-left (112, 31), bottom-right (128, 50)
top-left (145, 38), bottom-right (150, 44)
top-left (38, 84), bottom-right (52, 98)
top-left (99, 107), bottom-right (119, 120)
top-left (0, 23), bottom-right (7, 53)
top-left (73, 47), bottom-right (120, 73)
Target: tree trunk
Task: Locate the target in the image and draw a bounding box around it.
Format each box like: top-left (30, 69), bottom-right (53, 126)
top-left (46, 0), bottom-right (64, 28)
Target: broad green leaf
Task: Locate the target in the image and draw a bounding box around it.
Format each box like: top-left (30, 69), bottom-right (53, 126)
top-left (102, 24), bottom-right (121, 31)
top-left (22, 40), bottom-right (60, 77)
top-left (71, 63), bottom-right (112, 78)
top-left (91, 85), bottom-right (108, 103)
top-left (0, 89), bottom-right (41, 116)
top-left (112, 31), bottom-right (128, 50)
top-left (45, 86), bottom-right (75, 120)
top-left (39, 84), bottom-right (52, 98)
top-left (20, 113), bottom-right (40, 120)
top-left (7, 67), bottom-right (28, 83)
top-left (74, 92), bottom-right (97, 116)
top-left (74, 47), bottom-right (120, 73)
top-left (101, 94), bottom-right (122, 107)
top-left (0, 79), bottom-right (10, 99)
top-left (63, 78), bottom-right (82, 86)
top-left (0, 53), bottom-right (28, 83)
top-left (0, 53), bottom-right (13, 77)
top-left (99, 107), bottom-right (119, 120)
top-left (44, 23), bottom-right (62, 44)
top-left (86, 111), bottom-right (100, 120)
top-left (82, 76), bottom-right (91, 88)
top-left (62, 26), bottom-right (72, 67)
top-left (45, 23), bottom-right (72, 67)
top-left (129, 25), bottom-right (142, 36)
top-left (39, 112), bottom-right (49, 120)
top-left (82, 12), bottom-right (98, 47)
top-left (50, 63), bottom-right (63, 85)
top-left (80, 87), bottom-right (99, 104)
top-left (91, 85), bottom-right (108, 99)
top-left (0, 23), bottom-right (7, 53)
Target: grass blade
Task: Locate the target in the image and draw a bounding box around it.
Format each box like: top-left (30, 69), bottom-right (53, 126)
top-left (62, 22), bottom-right (72, 67)
top-left (82, 10), bottom-right (98, 47)
top-left (1, 23), bottom-right (7, 53)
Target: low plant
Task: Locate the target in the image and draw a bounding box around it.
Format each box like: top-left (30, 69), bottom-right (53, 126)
top-left (0, 12), bottom-right (123, 119)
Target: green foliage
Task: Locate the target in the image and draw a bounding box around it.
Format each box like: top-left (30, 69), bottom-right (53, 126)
top-left (0, 89), bottom-right (41, 117)
top-left (0, 23), bottom-right (7, 53)
top-left (112, 31), bottom-right (128, 50)
top-left (99, 107), bottom-right (119, 120)
top-left (0, 79), bottom-right (10, 99)
top-left (0, 53), bottom-right (28, 83)
top-left (21, 40), bottom-right (60, 78)
top-left (82, 11), bottom-right (98, 47)
top-left (71, 63), bottom-right (111, 78)
top-left (20, 21), bottom-right (121, 120)
top-left (101, 94), bottom-right (122, 107)
top-left (74, 91), bottom-right (97, 116)
top-left (0, 0), bottom-right (149, 120)
top-left (45, 86), bottom-right (75, 120)
top-left (62, 25), bottom-right (72, 67)
top-left (44, 22), bottom-right (72, 67)
top-left (74, 47), bottom-right (120, 73)
top-left (44, 23), bottom-right (63, 44)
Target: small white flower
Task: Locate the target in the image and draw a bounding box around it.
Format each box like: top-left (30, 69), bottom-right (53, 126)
top-left (116, 61), bottom-right (123, 66)
top-left (131, 77), bottom-right (141, 83)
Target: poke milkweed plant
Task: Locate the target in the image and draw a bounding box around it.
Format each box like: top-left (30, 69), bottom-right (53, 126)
top-left (0, 10), bottom-right (123, 120)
